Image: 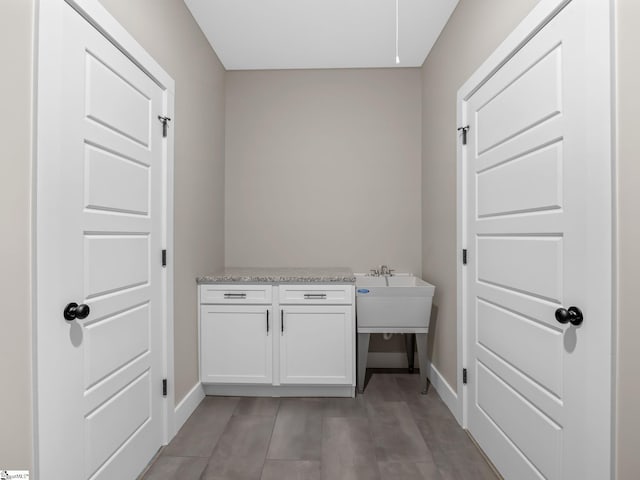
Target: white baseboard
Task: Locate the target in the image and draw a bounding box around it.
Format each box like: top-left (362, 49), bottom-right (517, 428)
top-left (366, 352), bottom-right (461, 424)
top-left (426, 362), bottom-right (461, 425)
top-left (173, 382), bottom-right (205, 435)
top-left (203, 384), bottom-right (354, 397)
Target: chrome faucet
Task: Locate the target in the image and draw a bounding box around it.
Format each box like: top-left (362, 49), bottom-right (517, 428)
top-left (379, 265), bottom-right (394, 277)
top-left (369, 266), bottom-right (394, 277)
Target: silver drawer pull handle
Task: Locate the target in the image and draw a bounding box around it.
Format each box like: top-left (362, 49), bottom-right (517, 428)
top-left (224, 293), bottom-right (247, 299)
top-left (304, 293), bottom-right (327, 299)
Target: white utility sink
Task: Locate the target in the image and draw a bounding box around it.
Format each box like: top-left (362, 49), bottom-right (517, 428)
top-left (353, 275), bottom-right (387, 287)
top-left (355, 274), bottom-right (435, 328)
top-left (355, 273), bottom-right (436, 394)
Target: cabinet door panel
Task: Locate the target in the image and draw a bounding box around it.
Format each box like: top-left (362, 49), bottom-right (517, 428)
top-left (200, 305), bottom-right (272, 384)
top-left (280, 306), bottom-right (353, 385)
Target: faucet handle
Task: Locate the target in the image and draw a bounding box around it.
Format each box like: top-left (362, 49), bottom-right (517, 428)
top-left (370, 269), bottom-right (379, 276)
top-left (388, 269), bottom-right (395, 276)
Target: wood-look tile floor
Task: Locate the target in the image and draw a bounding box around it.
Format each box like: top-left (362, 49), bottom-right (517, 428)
top-left (141, 371), bottom-right (499, 480)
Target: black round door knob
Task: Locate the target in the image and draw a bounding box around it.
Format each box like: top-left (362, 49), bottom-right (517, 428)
top-left (555, 306), bottom-right (583, 326)
top-left (64, 302), bottom-right (91, 321)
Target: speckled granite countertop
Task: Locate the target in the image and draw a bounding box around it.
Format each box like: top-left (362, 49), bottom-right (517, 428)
top-left (197, 267), bottom-right (355, 284)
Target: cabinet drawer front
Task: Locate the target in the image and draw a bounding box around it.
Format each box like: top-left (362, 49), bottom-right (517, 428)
top-left (200, 284), bottom-right (272, 304)
top-left (278, 285), bottom-right (353, 304)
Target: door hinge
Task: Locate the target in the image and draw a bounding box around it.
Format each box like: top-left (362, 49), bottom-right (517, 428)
top-left (462, 249), bottom-right (468, 265)
top-left (457, 125), bottom-right (470, 145)
top-left (162, 379), bottom-right (168, 397)
top-left (162, 249), bottom-right (167, 267)
top-left (158, 115), bottom-right (172, 138)
top-left (462, 368), bottom-right (468, 385)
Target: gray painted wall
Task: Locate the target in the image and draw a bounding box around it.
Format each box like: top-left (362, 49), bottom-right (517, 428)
top-left (224, 69), bottom-right (422, 277)
top-left (0, 0), bottom-right (34, 470)
top-left (615, 1), bottom-right (640, 477)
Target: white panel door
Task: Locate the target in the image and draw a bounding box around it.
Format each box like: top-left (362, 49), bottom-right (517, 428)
top-left (36, 2), bottom-right (167, 479)
top-left (462, 1), bottom-right (611, 479)
top-left (200, 306), bottom-right (273, 384)
top-left (279, 306), bottom-right (353, 385)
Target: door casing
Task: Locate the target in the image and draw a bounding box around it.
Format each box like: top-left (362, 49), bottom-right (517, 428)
top-left (456, 0), bottom-right (615, 477)
top-left (33, 0), bottom-right (175, 475)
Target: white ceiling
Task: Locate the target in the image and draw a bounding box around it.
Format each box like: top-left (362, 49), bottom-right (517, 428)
top-left (183, 0), bottom-right (459, 70)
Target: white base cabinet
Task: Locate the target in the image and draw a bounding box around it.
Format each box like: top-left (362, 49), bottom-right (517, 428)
top-left (198, 283), bottom-right (355, 396)
top-left (280, 305), bottom-right (353, 385)
top-left (200, 305), bottom-right (272, 384)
